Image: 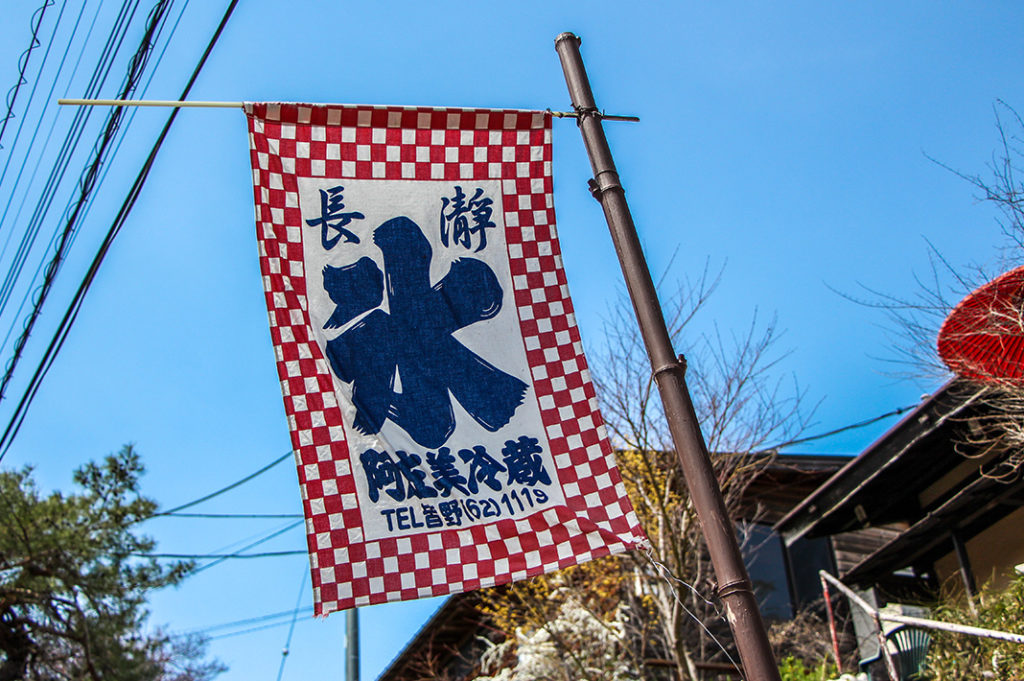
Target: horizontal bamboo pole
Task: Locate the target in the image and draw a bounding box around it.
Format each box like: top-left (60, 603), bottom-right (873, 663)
top-left (56, 98), bottom-right (639, 121)
top-left (58, 98), bottom-right (242, 108)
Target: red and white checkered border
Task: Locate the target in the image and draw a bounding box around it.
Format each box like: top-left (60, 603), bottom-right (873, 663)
top-left (246, 102), bottom-right (645, 615)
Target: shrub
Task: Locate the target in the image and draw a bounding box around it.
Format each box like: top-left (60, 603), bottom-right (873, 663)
top-left (925, 571), bottom-right (1024, 680)
top-left (777, 655), bottom-right (837, 681)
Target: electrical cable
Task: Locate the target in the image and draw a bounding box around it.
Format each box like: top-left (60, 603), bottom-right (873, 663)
top-left (0, 0), bottom-right (55, 150)
top-left (761, 404), bottom-right (916, 452)
top-left (188, 606), bottom-right (315, 636)
top-left (276, 570), bottom-right (308, 681)
top-left (0, 0), bottom-right (100, 271)
top-left (0, 0), bottom-right (187, 357)
top-left (190, 517), bottom-right (298, 555)
top-left (0, 0), bottom-right (220, 450)
top-left (153, 450), bottom-right (292, 516)
top-left (0, 0), bottom-right (138, 328)
top-left (0, 0), bottom-right (171, 403)
top-left (124, 449), bottom-right (303, 578)
top-left (0, 0), bottom-right (241, 458)
top-left (7, 0), bottom-right (182, 341)
top-left (207, 617), bottom-right (311, 642)
top-left (189, 519), bottom-right (304, 575)
top-left (641, 548), bottom-right (742, 676)
top-left (143, 550), bottom-right (306, 560)
top-left (0, 0), bottom-right (69, 195)
top-left (162, 512), bottom-right (303, 519)
top-left (62, 0), bottom-right (190, 257)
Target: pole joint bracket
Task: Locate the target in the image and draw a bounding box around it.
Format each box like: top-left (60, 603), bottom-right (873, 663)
top-left (652, 355), bottom-right (687, 381)
top-left (715, 578), bottom-right (754, 601)
top-left (588, 171), bottom-right (623, 200)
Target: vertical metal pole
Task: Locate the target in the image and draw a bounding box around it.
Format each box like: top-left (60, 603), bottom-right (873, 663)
top-left (346, 608), bottom-right (359, 681)
top-left (554, 32), bottom-right (782, 681)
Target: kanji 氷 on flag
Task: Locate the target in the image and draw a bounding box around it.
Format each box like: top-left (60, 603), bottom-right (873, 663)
top-left (245, 102), bottom-right (646, 614)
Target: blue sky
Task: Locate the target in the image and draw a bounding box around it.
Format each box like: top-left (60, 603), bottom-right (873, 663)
top-left (0, 1), bottom-right (1021, 679)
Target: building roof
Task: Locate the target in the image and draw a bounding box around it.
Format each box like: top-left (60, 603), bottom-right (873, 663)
top-left (775, 382), bottom-right (968, 543)
top-left (775, 380), bottom-right (1024, 587)
top-left (736, 452), bottom-right (854, 525)
top-left (377, 590), bottom-right (497, 681)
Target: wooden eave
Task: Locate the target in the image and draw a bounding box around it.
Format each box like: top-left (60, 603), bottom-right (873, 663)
top-left (774, 381), bottom-right (982, 546)
top-left (841, 459), bottom-right (1024, 585)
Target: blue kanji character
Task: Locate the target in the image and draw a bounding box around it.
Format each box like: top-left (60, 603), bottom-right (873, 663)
top-left (439, 186), bottom-right (468, 248)
top-left (395, 450), bottom-right (438, 500)
top-left (427, 447), bottom-right (469, 497)
top-left (421, 504), bottom-right (444, 529)
top-left (323, 217), bottom-right (528, 449)
top-left (360, 449), bottom-right (398, 502)
top-left (440, 186), bottom-right (495, 252)
top-left (467, 189), bottom-right (496, 250)
top-left (438, 500), bottom-right (463, 527)
top-left (359, 449), bottom-right (437, 503)
top-left (458, 445), bottom-right (506, 493)
top-left (321, 258), bottom-right (382, 329)
top-left (502, 436), bottom-right (551, 487)
top-left (306, 185), bottom-right (364, 249)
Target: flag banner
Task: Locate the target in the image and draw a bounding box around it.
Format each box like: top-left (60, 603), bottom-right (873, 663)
top-left (245, 102), bottom-right (645, 614)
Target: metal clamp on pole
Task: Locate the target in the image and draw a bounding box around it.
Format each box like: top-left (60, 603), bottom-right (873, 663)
top-left (652, 355), bottom-right (688, 381)
top-left (549, 108), bottom-right (640, 123)
top-left (587, 172), bottom-right (624, 199)
top-left (716, 578), bottom-right (755, 600)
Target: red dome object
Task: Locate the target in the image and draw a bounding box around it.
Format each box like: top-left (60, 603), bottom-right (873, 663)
top-left (938, 265), bottom-right (1024, 383)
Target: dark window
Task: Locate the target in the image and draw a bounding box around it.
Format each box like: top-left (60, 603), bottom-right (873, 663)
top-left (743, 524), bottom-right (793, 621)
top-left (784, 533), bottom-right (835, 611)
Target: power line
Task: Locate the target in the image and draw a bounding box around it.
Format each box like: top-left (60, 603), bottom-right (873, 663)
top-left (276, 570), bottom-right (308, 681)
top-left (60, 0), bottom-right (191, 258)
top-left (0, 0), bottom-right (172, 404)
top-left (193, 518), bottom-right (299, 556)
top-left (143, 550), bottom-right (306, 560)
top-left (0, 0), bottom-right (99, 271)
top-left (0, 0), bottom-right (141, 382)
top-left (0, 0), bottom-right (138, 327)
top-left (0, 0), bottom-right (241, 458)
top-left (208, 617), bottom-right (312, 642)
top-left (188, 606), bottom-right (314, 636)
top-left (153, 450), bottom-right (292, 516)
top-left (162, 512), bottom-right (302, 520)
top-left (763, 403), bottom-right (917, 452)
top-left (120, 447), bottom-right (302, 579)
top-left (0, 0), bottom-right (186, 360)
top-left (0, 0), bottom-right (189, 360)
top-left (0, 0), bottom-right (68, 192)
top-left (188, 519), bottom-right (304, 574)
top-left (133, 451), bottom-right (302, 577)
top-left (0, 0), bottom-right (55, 150)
